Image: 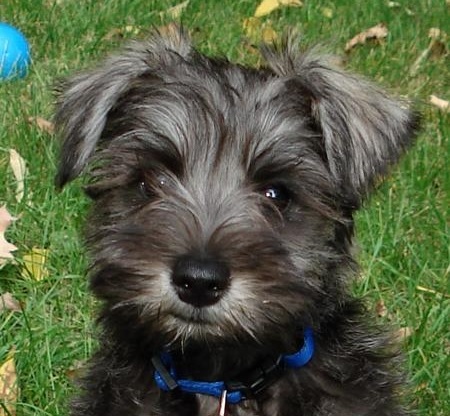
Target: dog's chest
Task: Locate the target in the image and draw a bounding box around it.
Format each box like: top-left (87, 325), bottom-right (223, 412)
top-left (197, 395), bottom-right (268, 416)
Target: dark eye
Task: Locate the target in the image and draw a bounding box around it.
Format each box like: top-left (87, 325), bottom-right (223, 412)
top-left (261, 184), bottom-right (291, 211)
top-left (139, 174), bottom-right (168, 199)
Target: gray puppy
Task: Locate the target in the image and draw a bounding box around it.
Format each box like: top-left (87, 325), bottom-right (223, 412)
top-left (56, 25), bottom-right (418, 416)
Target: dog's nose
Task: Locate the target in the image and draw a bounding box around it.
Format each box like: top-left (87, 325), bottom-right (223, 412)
top-left (171, 257), bottom-right (230, 307)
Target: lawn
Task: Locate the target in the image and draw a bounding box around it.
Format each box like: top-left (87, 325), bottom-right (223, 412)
top-left (0, 0), bottom-right (448, 415)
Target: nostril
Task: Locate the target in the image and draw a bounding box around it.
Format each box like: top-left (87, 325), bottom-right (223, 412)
top-left (171, 256), bottom-right (230, 307)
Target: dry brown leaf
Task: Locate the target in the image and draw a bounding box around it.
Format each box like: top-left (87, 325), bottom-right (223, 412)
top-left (0, 348), bottom-right (19, 416)
top-left (9, 149), bottom-right (28, 203)
top-left (163, 0), bottom-right (190, 19)
top-left (0, 293), bottom-right (21, 312)
top-left (393, 327), bottom-right (413, 342)
top-left (428, 27), bottom-right (447, 40)
top-left (255, 0), bottom-right (303, 18)
top-left (66, 360), bottom-right (87, 380)
top-left (27, 116), bottom-right (55, 134)
top-left (430, 95), bottom-right (449, 112)
top-left (0, 206), bottom-right (17, 266)
top-left (410, 28), bottom-right (448, 75)
top-left (21, 247), bottom-right (49, 281)
top-left (375, 299), bottom-right (388, 318)
top-left (428, 28), bottom-right (448, 58)
top-left (345, 23), bottom-right (388, 52)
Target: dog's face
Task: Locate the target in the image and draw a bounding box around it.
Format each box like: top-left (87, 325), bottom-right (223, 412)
top-left (56, 26), bottom-right (416, 351)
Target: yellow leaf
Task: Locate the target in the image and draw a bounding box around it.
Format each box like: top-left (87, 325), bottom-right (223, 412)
top-left (8, 149), bottom-right (28, 203)
top-left (164, 0), bottom-right (190, 19)
top-left (243, 18), bottom-right (277, 44)
top-left (243, 17), bottom-right (262, 39)
top-left (321, 7), bottom-right (333, 19)
top-left (124, 25), bottom-right (140, 36)
top-left (0, 206), bottom-right (17, 267)
top-left (262, 26), bottom-right (278, 43)
top-left (21, 248), bottom-right (49, 281)
top-left (0, 348), bottom-right (19, 416)
top-left (255, 0), bottom-right (303, 18)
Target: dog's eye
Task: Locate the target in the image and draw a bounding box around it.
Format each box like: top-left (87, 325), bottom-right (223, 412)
top-left (261, 184), bottom-right (291, 211)
top-left (139, 174), bottom-right (167, 199)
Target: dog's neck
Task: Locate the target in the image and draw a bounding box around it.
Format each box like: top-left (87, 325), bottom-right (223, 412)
top-left (152, 328), bottom-right (315, 403)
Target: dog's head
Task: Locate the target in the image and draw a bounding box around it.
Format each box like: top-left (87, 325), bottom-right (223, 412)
top-left (55, 25), bottom-right (417, 349)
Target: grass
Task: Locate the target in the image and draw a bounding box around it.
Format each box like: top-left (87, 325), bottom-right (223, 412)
top-left (0, 0), bottom-right (448, 415)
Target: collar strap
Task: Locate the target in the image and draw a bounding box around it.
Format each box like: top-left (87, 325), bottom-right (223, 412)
top-left (152, 327), bottom-right (314, 404)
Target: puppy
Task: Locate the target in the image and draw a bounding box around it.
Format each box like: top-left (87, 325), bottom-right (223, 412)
top-left (55, 25), bottom-right (418, 416)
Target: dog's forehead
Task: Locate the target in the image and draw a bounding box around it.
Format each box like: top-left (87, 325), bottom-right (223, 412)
top-left (123, 64), bottom-right (313, 176)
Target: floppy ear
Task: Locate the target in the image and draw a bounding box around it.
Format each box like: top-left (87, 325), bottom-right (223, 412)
top-left (55, 24), bottom-right (192, 188)
top-left (261, 38), bottom-right (419, 205)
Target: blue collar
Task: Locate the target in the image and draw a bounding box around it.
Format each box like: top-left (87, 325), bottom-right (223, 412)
top-left (152, 327), bottom-right (314, 404)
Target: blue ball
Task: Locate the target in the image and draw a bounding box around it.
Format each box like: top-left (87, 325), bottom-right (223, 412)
top-left (0, 22), bottom-right (31, 80)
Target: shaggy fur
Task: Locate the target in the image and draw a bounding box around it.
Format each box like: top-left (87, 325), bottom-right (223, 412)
top-left (55, 25), bottom-right (418, 416)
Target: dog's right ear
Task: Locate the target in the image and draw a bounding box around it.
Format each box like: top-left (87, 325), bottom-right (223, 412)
top-left (55, 24), bottom-right (191, 188)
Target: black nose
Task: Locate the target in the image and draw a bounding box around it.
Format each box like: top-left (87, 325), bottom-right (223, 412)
top-left (171, 256), bottom-right (230, 307)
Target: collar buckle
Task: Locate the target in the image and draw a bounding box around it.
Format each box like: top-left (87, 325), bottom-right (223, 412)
top-left (152, 354), bottom-right (178, 390)
top-left (226, 355), bottom-right (284, 399)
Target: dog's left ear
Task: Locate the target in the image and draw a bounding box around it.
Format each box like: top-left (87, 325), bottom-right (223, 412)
top-left (55, 24), bottom-right (191, 188)
top-left (262, 38), bottom-right (419, 206)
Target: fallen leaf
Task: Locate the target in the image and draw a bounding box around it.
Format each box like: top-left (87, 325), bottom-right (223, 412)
top-left (124, 25), bottom-right (140, 36)
top-left (21, 248), bottom-right (49, 281)
top-left (243, 17), bottom-right (261, 39)
top-left (9, 149), bottom-right (28, 203)
top-left (410, 28), bottom-right (448, 75)
top-left (103, 26), bottom-right (141, 42)
top-left (103, 27), bottom-right (125, 41)
top-left (321, 7), bottom-right (334, 19)
top-left (375, 299), bottom-right (388, 318)
top-left (243, 17), bottom-right (278, 44)
top-left (393, 327), bottom-right (413, 342)
top-left (0, 206), bottom-right (17, 266)
top-left (66, 360), bottom-right (87, 380)
top-left (27, 116), bottom-right (55, 134)
top-left (345, 23), bottom-right (388, 52)
top-left (430, 95), bottom-right (449, 112)
top-left (0, 348), bottom-right (19, 416)
top-left (427, 28), bottom-right (448, 58)
top-left (163, 0), bottom-right (190, 19)
top-left (262, 26), bottom-right (278, 43)
top-left (0, 293), bottom-right (21, 312)
top-left (255, 0), bottom-right (303, 18)
top-left (428, 27), bottom-right (448, 40)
